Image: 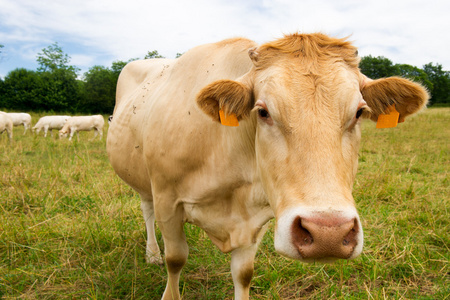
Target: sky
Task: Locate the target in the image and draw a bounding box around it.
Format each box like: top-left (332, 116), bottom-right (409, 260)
top-left (1, 0), bottom-right (449, 79)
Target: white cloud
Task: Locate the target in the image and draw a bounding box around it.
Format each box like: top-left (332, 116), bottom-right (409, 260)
top-left (1, 0), bottom-right (449, 78)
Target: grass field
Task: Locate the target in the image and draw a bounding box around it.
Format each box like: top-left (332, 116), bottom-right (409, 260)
top-left (0, 109), bottom-right (449, 299)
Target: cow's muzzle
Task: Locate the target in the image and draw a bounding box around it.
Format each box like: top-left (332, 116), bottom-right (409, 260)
top-left (291, 213), bottom-right (359, 260)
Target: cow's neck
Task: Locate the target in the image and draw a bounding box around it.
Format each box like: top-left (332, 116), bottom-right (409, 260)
top-left (180, 114), bottom-right (273, 253)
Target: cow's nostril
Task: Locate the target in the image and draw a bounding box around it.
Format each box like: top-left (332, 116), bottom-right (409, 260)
top-left (342, 219), bottom-right (358, 247)
top-left (292, 216), bottom-right (314, 246)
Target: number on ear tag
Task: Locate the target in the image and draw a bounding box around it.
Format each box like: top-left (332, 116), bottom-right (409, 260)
top-left (376, 104), bottom-right (400, 129)
top-left (219, 109), bottom-right (239, 127)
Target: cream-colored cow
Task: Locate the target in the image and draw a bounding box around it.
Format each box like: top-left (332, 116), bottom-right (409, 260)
top-left (59, 115), bottom-right (104, 141)
top-left (1, 112), bottom-right (32, 134)
top-left (33, 115), bottom-right (71, 137)
top-left (107, 33), bottom-right (428, 300)
top-left (0, 112), bottom-right (13, 141)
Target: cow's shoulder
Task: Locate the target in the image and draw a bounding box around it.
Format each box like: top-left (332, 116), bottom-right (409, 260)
top-left (116, 58), bottom-right (175, 107)
top-left (121, 59), bottom-right (173, 82)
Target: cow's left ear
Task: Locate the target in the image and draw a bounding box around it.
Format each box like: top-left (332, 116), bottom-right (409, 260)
top-left (196, 76), bottom-right (254, 124)
top-left (360, 76), bottom-right (429, 122)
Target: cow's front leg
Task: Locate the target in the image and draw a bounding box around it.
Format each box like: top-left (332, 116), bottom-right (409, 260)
top-left (157, 208), bottom-right (189, 300)
top-left (231, 244), bottom-right (259, 300)
top-left (69, 129), bottom-right (75, 141)
top-left (140, 194), bottom-right (163, 265)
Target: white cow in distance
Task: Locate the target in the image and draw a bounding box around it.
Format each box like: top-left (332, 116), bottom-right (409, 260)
top-left (59, 115), bottom-right (105, 141)
top-left (33, 115), bottom-right (71, 137)
top-left (0, 112), bottom-right (32, 134)
top-left (0, 112), bottom-right (13, 141)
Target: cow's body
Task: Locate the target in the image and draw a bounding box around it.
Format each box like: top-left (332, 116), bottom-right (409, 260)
top-left (33, 115), bottom-right (71, 137)
top-left (0, 112), bottom-right (13, 141)
top-left (107, 34), bottom-right (428, 300)
top-left (59, 115), bottom-right (104, 140)
top-left (1, 112), bottom-right (32, 134)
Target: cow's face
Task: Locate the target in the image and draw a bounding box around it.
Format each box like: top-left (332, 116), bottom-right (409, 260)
top-left (251, 57), bottom-right (366, 262)
top-left (59, 129), bottom-right (68, 139)
top-left (197, 34), bottom-right (428, 262)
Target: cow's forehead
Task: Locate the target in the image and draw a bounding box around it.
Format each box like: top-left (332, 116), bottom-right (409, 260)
top-left (252, 59), bottom-right (362, 126)
top-left (250, 33), bottom-right (361, 103)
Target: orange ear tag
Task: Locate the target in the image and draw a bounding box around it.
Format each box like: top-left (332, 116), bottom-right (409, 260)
top-left (219, 109), bottom-right (239, 127)
top-left (376, 104), bottom-right (400, 129)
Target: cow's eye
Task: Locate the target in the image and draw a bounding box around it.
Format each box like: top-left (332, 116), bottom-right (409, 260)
top-left (356, 108), bottom-right (364, 119)
top-left (258, 108), bottom-right (270, 119)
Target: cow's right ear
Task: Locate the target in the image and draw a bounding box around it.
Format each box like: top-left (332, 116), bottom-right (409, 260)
top-left (360, 75), bottom-right (429, 123)
top-left (196, 78), bottom-right (254, 124)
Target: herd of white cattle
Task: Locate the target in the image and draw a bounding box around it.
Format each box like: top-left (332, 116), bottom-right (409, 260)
top-left (0, 111), bottom-right (106, 141)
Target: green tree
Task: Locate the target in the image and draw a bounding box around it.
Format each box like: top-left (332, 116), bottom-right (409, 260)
top-left (111, 60), bottom-right (129, 76)
top-left (1, 68), bottom-right (42, 110)
top-left (0, 77), bottom-right (4, 105)
top-left (359, 55), bottom-right (398, 79)
top-left (38, 68), bottom-right (80, 112)
top-left (423, 63), bottom-right (450, 105)
top-left (36, 42), bottom-right (79, 73)
top-left (78, 59), bottom-right (134, 114)
top-left (35, 43), bottom-right (81, 111)
top-left (80, 65), bottom-right (116, 113)
top-left (145, 50), bottom-right (164, 59)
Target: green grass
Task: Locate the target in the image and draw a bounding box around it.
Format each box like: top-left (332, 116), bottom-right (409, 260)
top-left (0, 109), bottom-right (449, 299)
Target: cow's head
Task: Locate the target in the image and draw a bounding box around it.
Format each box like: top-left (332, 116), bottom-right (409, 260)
top-left (59, 128), bottom-right (69, 139)
top-left (197, 33), bottom-right (428, 262)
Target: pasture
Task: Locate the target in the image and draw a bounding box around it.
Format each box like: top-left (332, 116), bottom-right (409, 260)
top-left (0, 109), bottom-right (449, 299)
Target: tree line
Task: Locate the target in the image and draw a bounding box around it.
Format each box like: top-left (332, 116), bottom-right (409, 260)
top-left (359, 56), bottom-right (449, 106)
top-left (0, 43), bottom-right (449, 114)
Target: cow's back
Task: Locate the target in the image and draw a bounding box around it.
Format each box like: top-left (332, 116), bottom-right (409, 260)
top-left (8, 113), bottom-right (31, 125)
top-left (107, 38), bottom-right (256, 196)
top-left (93, 115), bottom-right (105, 128)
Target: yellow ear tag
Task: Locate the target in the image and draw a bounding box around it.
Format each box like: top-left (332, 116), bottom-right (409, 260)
top-left (376, 104), bottom-right (400, 129)
top-left (219, 109), bottom-right (239, 127)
